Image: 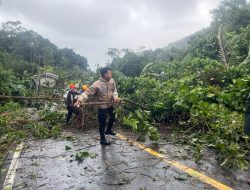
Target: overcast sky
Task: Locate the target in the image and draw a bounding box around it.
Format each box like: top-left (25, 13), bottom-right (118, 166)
top-left (0, 0), bottom-right (222, 70)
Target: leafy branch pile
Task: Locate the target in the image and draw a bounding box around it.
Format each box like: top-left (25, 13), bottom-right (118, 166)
top-left (121, 109), bottom-right (159, 141)
top-left (0, 102), bottom-right (64, 168)
top-left (111, 1), bottom-right (250, 169)
top-left (116, 56), bottom-right (249, 169)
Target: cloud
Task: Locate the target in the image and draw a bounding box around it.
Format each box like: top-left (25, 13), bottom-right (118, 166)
top-left (0, 0), bottom-right (221, 69)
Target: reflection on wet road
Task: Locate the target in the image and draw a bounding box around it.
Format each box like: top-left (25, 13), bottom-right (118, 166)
top-left (1, 125), bottom-right (243, 190)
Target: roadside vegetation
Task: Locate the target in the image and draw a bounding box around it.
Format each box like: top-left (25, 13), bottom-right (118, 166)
top-left (0, 101), bottom-right (64, 168)
top-left (110, 0), bottom-right (250, 169)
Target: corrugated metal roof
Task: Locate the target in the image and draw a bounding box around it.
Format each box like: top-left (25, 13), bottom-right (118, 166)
top-left (40, 73), bottom-right (59, 79)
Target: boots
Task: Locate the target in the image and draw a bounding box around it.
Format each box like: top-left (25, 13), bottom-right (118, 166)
top-left (100, 134), bottom-right (111, 145)
top-left (105, 130), bottom-right (116, 136)
top-left (100, 140), bottom-right (111, 145)
top-left (105, 125), bottom-right (116, 136)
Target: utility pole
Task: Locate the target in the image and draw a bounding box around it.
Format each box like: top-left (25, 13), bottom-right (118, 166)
top-left (35, 55), bottom-right (44, 75)
top-left (30, 42), bottom-right (34, 74)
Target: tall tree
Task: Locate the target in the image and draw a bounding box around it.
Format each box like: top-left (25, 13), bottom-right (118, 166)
top-left (210, 0), bottom-right (250, 32)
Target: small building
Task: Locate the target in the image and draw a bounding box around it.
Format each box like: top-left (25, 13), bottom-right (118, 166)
top-left (39, 73), bottom-right (59, 88)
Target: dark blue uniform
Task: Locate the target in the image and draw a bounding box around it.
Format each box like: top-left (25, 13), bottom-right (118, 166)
top-left (66, 90), bottom-right (80, 124)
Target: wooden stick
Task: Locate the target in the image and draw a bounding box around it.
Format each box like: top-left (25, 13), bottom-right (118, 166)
top-left (81, 101), bottom-right (120, 106)
top-left (121, 98), bottom-right (148, 110)
top-left (0, 95), bottom-right (148, 109)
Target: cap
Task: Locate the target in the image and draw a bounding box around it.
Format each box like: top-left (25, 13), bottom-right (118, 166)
top-left (69, 84), bottom-right (76, 89)
top-left (82, 85), bottom-right (88, 91)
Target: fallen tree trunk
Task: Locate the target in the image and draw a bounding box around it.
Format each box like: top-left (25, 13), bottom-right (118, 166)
top-left (0, 95), bottom-right (148, 109)
top-left (0, 95), bottom-right (63, 101)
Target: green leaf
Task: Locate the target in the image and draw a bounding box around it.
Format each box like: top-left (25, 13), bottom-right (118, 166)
top-left (65, 146), bottom-right (72, 150)
top-left (89, 153), bottom-right (97, 158)
top-left (207, 93), bottom-right (215, 98)
top-left (179, 121), bottom-right (187, 125)
top-left (75, 151), bottom-right (90, 161)
top-left (174, 174), bottom-right (188, 181)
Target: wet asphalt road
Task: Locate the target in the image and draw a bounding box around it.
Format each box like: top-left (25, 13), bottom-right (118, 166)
top-left (1, 124), bottom-right (249, 190)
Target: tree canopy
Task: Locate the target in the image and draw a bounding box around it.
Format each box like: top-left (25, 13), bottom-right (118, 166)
top-left (0, 21), bottom-right (88, 72)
